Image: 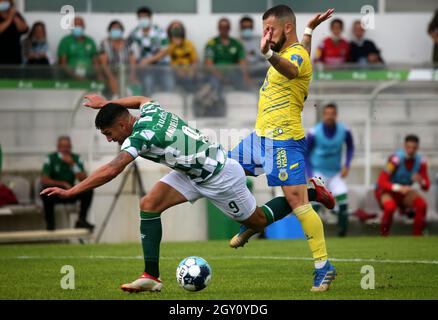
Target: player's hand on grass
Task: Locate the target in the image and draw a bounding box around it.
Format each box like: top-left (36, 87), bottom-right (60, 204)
top-left (40, 187), bottom-right (71, 199)
top-left (260, 26), bottom-right (273, 55)
top-left (307, 8), bottom-right (335, 30)
top-left (83, 94), bottom-right (107, 109)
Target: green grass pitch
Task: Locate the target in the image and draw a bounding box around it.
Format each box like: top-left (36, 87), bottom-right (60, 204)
top-left (1, 236), bottom-right (437, 300)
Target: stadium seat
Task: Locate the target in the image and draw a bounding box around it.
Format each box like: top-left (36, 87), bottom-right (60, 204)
top-left (2, 175), bottom-right (32, 205)
top-left (152, 92), bottom-right (186, 118)
top-left (224, 91), bottom-right (258, 127)
top-left (374, 100), bottom-right (408, 122)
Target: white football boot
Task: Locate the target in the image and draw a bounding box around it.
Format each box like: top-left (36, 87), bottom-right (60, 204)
top-left (120, 272), bottom-right (163, 293)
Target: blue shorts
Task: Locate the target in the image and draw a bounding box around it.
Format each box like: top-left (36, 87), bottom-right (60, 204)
top-left (228, 131), bottom-right (307, 186)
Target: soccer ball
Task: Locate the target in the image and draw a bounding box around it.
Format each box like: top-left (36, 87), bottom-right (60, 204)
top-left (176, 256), bottom-right (212, 292)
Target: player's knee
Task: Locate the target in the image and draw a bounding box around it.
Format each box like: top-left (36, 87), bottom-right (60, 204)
top-left (140, 195), bottom-right (163, 213)
top-left (383, 199), bottom-right (397, 213)
top-left (413, 197), bottom-right (427, 213)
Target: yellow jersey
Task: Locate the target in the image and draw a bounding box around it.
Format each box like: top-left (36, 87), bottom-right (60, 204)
top-left (255, 43), bottom-right (312, 140)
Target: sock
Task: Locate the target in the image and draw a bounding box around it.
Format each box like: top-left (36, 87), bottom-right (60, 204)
top-left (412, 197), bottom-right (427, 236)
top-left (140, 211), bottom-right (162, 278)
top-left (261, 196), bottom-right (292, 226)
top-left (335, 194), bottom-right (349, 237)
top-left (294, 204), bottom-right (328, 268)
top-left (381, 199), bottom-right (397, 236)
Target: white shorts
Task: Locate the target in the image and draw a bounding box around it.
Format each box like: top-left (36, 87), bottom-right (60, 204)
top-left (160, 158), bottom-right (257, 221)
top-left (313, 171), bottom-right (348, 198)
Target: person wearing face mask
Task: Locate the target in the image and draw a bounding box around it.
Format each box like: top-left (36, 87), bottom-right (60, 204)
top-left (57, 16), bottom-right (99, 80)
top-left (0, 0), bottom-right (28, 65)
top-left (315, 18), bottom-right (349, 66)
top-left (22, 21), bottom-right (52, 65)
top-left (239, 16), bottom-right (267, 86)
top-left (349, 20), bottom-right (383, 66)
top-left (128, 7), bottom-right (173, 94)
top-left (239, 16), bottom-right (265, 65)
top-left (99, 20), bottom-right (137, 99)
top-left (375, 135), bottom-right (430, 236)
top-left (166, 20), bottom-right (198, 91)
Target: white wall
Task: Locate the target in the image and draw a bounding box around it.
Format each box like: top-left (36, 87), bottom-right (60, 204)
top-left (23, 11), bottom-right (434, 65)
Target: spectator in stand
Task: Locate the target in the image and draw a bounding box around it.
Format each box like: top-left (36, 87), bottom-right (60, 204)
top-left (204, 17), bottom-right (250, 89)
top-left (99, 20), bottom-right (137, 99)
top-left (0, 0), bottom-right (28, 65)
top-left (239, 15), bottom-right (266, 85)
top-left (22, 21), bottom-right (52, 65)
top-left (57, 16), bottom-right (99, 80)
top-left (375, 135), bottom-right (430, 236)
top-left (40, 136), bottom-right (94, 231)
top-left (166, 20), bottom-right (198, 91)
top-left (315, 18), bottom-right (349, 66)
top-left (428, 9), bottom-right (438, 65)
top-left (128, 6), bottom-right (173, 94)
top-left (349, 20), bottom-right (383, 66)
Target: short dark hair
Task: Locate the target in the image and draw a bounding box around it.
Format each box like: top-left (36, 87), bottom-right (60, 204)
top-left (137, 6), bottom-right (152, 16)
top-left (240, 16), bottom-right (253, 25)
top-left (95, 103), bottom-right (129, 129)
top-left (405, 134), bottom-right (420, 144)
top-left (324, 103), bottom-right (337, 112)
top-left (57, 135), bottom-right (71, 143)
top-left (331, 18), bottom-right (344, 29)
top-left (218, 17), bottom-right (231, 26)
top-left (262, 5), bottom-right (295, 24)
top-left (107, 20), bottom-right (124, 32)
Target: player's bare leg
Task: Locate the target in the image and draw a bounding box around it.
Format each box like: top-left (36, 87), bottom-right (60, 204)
top-left (229, 207), bottom-right (267, 248)
top-left (121, 181), bottom-right (188, 293)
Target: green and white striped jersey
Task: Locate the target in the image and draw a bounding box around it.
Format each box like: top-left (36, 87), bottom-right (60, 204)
top-left (121, 101), bottom-right (226, 183)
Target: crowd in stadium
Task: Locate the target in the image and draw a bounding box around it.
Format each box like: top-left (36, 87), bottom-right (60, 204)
top-left (0, 3), bottom-right (398, 97)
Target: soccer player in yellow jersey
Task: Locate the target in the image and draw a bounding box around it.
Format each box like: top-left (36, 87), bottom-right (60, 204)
top-left (229, 5), bottom-right (337, 292)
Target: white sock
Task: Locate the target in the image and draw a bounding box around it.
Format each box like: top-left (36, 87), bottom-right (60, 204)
top-left (315, 260), bottom-right (328, 269)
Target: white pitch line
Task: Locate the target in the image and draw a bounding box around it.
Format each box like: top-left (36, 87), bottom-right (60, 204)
top-left (2, 255), bottom-right (438, 265)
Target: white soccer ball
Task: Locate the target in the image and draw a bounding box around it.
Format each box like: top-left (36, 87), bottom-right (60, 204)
top-left (176, 256), bottom-right (212, 292)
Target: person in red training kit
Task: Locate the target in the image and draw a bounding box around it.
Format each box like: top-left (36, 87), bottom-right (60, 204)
top-left (375, 134), bottom-right (430, 236)
top-left (315, 18), bottom-right (349, 65)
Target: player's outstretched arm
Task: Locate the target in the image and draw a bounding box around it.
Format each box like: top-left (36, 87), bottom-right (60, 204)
top-left (301, 8), bottom-right (334, 56)
top-left (40, 151), bottom-right (134, 199)
top-left (84, 94), bottom-right (152, 110)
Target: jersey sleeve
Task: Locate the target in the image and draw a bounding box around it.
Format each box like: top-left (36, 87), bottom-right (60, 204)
top-left (204, 39), bottom-right (215, 61)
top-left (57, 37), bottom-right (68, 59)
top-left (384, 154), bottom-right (400, 174)
top-left (42, 155), bottom-right (53, 176)
top-left (288, 46), bottom-right (306, 76)
top-left (121, 129), bottom-right (154, 159)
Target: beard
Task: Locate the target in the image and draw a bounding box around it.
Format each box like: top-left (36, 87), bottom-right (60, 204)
top-left (271, 31), bottom-right (286, 52)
